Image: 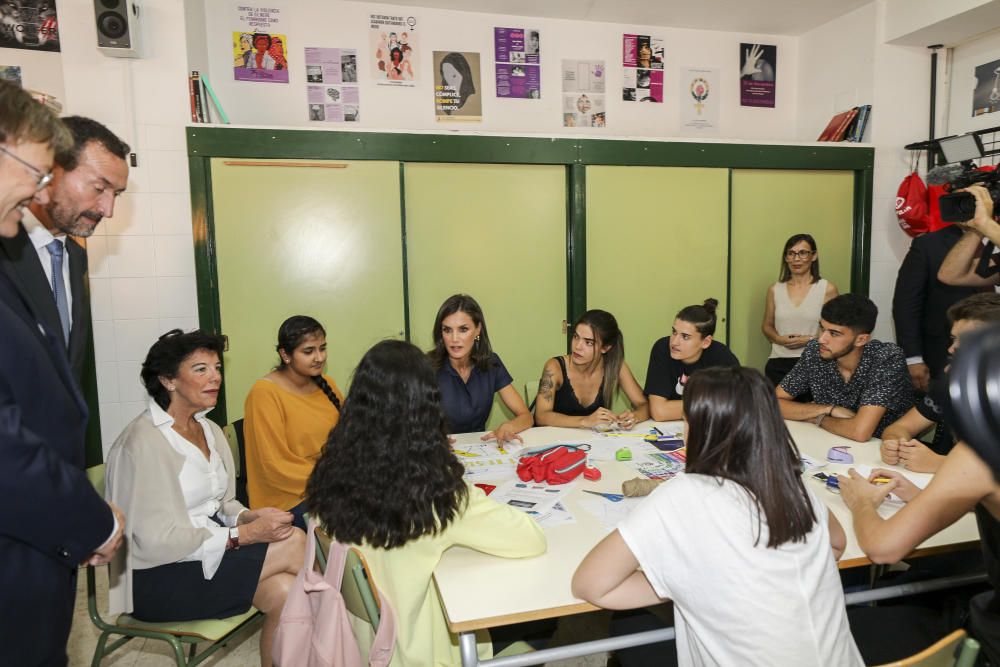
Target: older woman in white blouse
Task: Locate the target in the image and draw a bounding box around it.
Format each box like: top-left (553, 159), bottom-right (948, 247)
top-left (106, 329), bottom-right (304, 667)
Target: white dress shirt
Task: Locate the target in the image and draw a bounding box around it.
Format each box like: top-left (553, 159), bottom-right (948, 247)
top-left (148, 399), bottom-right (243, 579)
top-left (22, 209), bottom-right (74, 327)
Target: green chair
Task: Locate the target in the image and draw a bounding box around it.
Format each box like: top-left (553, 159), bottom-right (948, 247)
top-left (86, 464), bottom-right (265, 666)
top-left (873, 628), bottom-right (980, 667)
top-left (313, 525), bottom-right (535, 660)
top-left (222, 419), bottom-right (249, 506)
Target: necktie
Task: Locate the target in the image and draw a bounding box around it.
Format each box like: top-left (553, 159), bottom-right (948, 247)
top-left (45, 238), bottom-right (70, 346)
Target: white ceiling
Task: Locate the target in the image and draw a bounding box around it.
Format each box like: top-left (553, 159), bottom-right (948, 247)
top-left (356, 0), bottom-right (874, 36)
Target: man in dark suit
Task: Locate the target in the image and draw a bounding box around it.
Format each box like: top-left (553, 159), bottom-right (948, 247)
top-left (0, 116), bottom-right (129, 384)
top-left (0, 81), bottom-right (124, 666)
top-left (892, 224), bottom-right (980, 392)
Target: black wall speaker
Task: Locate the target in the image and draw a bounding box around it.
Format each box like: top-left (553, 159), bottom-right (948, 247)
top-left (94, 0), bottom-right (140, 58)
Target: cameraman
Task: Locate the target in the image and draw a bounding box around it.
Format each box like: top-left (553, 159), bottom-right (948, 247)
top-left (938, 184), bottom-right (1000, 287)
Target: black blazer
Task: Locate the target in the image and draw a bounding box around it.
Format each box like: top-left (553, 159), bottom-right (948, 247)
top-left (892, 225), bottom-right (980, 377)
top-left (0, 222), bottom-right (90, 385)
top-left (0, 271), bottom-right (113, 666)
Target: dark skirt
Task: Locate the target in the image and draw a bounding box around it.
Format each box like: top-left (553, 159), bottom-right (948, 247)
top-left (131, 542), bottom-right (268, 622)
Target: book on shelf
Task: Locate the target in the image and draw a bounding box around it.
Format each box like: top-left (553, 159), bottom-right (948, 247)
top-left (189, 71), bottom-right (205, 123)
top-left (847, 104), bottom-right (871, 142)
top-left (817, 107), bottom-right (859, 142)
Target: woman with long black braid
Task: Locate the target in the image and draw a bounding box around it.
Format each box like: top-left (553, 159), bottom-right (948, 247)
top-left (244, 316), bottom-right (343, 529)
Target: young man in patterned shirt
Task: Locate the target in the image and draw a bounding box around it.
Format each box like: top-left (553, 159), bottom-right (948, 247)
top-left (777, 293), bottom-right (914, 442)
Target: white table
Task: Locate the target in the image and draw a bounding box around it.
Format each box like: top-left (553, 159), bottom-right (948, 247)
top-left (433, 421), bottom-right (982, 666)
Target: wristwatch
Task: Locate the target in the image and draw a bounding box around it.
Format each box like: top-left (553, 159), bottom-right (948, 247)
top-left (227, 527), bottom-right (240, 550)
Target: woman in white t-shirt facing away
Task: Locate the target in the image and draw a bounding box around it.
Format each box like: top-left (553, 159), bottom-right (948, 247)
top-left (572, 366), bottom-right (863, 666)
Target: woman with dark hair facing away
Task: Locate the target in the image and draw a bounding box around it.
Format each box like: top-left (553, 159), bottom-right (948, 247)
top-left (439, 52), bottom-right (476, 111)
top-left (645, 298), bottom-right (740, 422)
top-left (535, 309), bottom-right (648, 429)
top-left (761, 234), bottom-right (838, 387)
top-left (244, 315), bottom-right (343, 530)
top-left (430, 294), bottom-right (532, 442)
top-left (105, 330), bottom-right (305, 667)
top-left (306, 340), bottom-right (546, 665)
top-left (573, 366), bottom-right (862, 666)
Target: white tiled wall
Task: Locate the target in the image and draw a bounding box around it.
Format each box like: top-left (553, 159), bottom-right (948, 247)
top-left (55, 0), bottom-right (198, 454)
top-left (50, 0), bottom-right (954, 455)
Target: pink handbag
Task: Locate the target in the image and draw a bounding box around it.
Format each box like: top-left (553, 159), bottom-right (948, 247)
top-left (272, 519), bottom-right (397, 667)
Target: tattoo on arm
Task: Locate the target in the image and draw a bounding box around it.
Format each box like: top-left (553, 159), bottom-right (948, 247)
top-left (539, 370), bottom-right (556, 402)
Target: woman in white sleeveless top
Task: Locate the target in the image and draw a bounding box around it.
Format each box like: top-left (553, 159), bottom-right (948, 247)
top-left (761, 234), bottom-right (838, 386)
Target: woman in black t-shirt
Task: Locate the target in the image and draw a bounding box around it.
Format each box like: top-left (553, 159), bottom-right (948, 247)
top-left (644, 298), bottom-right (740, 421)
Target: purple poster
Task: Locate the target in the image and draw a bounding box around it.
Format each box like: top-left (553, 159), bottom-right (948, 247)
top-left (495, 27), bottom-right (540, 99)
top-left (739, 43), bottom-right (776, 108)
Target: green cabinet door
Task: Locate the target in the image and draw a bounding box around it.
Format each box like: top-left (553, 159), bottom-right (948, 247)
top-left (729, 169), bottom-right (854, 372)
top-left (210, 159), bottom-right (406, 421)
top-left (586, 166), bottom-right (730, 403)
top-left (404, 163), bottom-right (568, 431)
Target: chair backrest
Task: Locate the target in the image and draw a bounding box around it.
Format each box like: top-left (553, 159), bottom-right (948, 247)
top-left (525, 380), bottom-right (539, 410)
top-left (314, 526), bottom-right (383, 631)
top-left (876, 629), bottom-right (979, 667)
top-left (86, 463), bottom-right (106, 497)
top-left (223, 419), bottom-right (249, 505)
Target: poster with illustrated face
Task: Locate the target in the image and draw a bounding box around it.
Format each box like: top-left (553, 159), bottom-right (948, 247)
top-left (495, 27), bottom-right (540, 99)
top-left (622, 34), bottom-right (663, 103)
top-left (0, 1), bottom-right (59, 52)
top-left (233, 32), bottom-right (289, 83)
top-left (562, 60), bottom-right (606, 128)
top-left (434, 51), bottom-right (482, 122)
top-left (370, 13), bottom-right (417, 86)
top-left (305, 47), bottom-right (360, 123)
top-left (739, 43), bottom-right (776, 107)
top-left (972, 58), bottom-right (1000, 117)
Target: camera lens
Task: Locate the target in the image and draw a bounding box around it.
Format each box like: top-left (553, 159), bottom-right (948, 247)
top-left (98, 11), bottom-right (127, 39)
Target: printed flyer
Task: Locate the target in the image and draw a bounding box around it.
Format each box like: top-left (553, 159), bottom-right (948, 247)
top-left (679, 67), bottom-right (719, 136)
top-left (739, 42), bottom-right (776, 107)
top-left (305, 47), bottom-right (360, 123)
top-left (370, 13), bottom-right (417, 86)
top-left (495, 27), bottom-right (540, 99)
top-left (622, 34), bottom-right (663, 103)
top-left (233, 32), bottom-right (289, 83)
top-left (434, 51), bottom-right (482, 122)
top-left (562, 59), bottom-right (606, 128)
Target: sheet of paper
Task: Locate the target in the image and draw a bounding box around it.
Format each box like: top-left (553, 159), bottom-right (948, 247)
top-left (855, 465), bottom-right (932, 489)
top-left (533, 501), bottom-right (577, 529)
top-left (489, 479), bottom-right (573, 517)
top-left (578, 496), bottom-right (643, 532)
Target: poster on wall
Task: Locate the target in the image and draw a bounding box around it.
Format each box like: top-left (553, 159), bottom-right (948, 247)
top-left (433, 51), bottom-right (482, 122)
top-left (622, 34), bottom-right (663, 103)
top-left (739, 43), bottom-right (776, 108)
top-left (233, 32), bottom-right (289, 83)
top-left (972, 58), bottom-right (1000, 116)
top-left (0, 66), bottom-right (22, 87)
top-left (370, 13), bottom-right (417, 86)
top-left (305, 47), bottom-right (360, 123)
top-left (495, 27), bottom-right (540, 99)
top-left (0, 2), bottom-right (58, 52)
top-left (679, 67), bottom-right (719, 136)
top-left (562, 60), bottom-right (605, 128)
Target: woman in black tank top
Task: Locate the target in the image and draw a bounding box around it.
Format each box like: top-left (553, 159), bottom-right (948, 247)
top-left (534, 310), bottom-right (648, 429)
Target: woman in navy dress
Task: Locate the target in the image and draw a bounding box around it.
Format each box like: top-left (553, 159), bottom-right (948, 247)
top-left (429, 294), bottom-right (532, 443)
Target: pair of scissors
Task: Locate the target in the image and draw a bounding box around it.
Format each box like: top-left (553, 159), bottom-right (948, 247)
top-left (582, 490), bottom-right (625, 502)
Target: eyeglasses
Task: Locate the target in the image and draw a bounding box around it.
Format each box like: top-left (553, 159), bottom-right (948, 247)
top-left (785, 250), bottom-right (815, 260)
top-left (0, 145), bottom-right (53, 191)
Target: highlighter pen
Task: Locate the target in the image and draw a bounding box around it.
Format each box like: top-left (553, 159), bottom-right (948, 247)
top-left (872, 477), bottom-right (893, 484)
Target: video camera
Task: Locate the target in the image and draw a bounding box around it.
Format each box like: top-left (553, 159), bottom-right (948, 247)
top-left (937, 131), bottom-right (998, 223)
top-left (948, 324), bottom-right (1000, 480)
